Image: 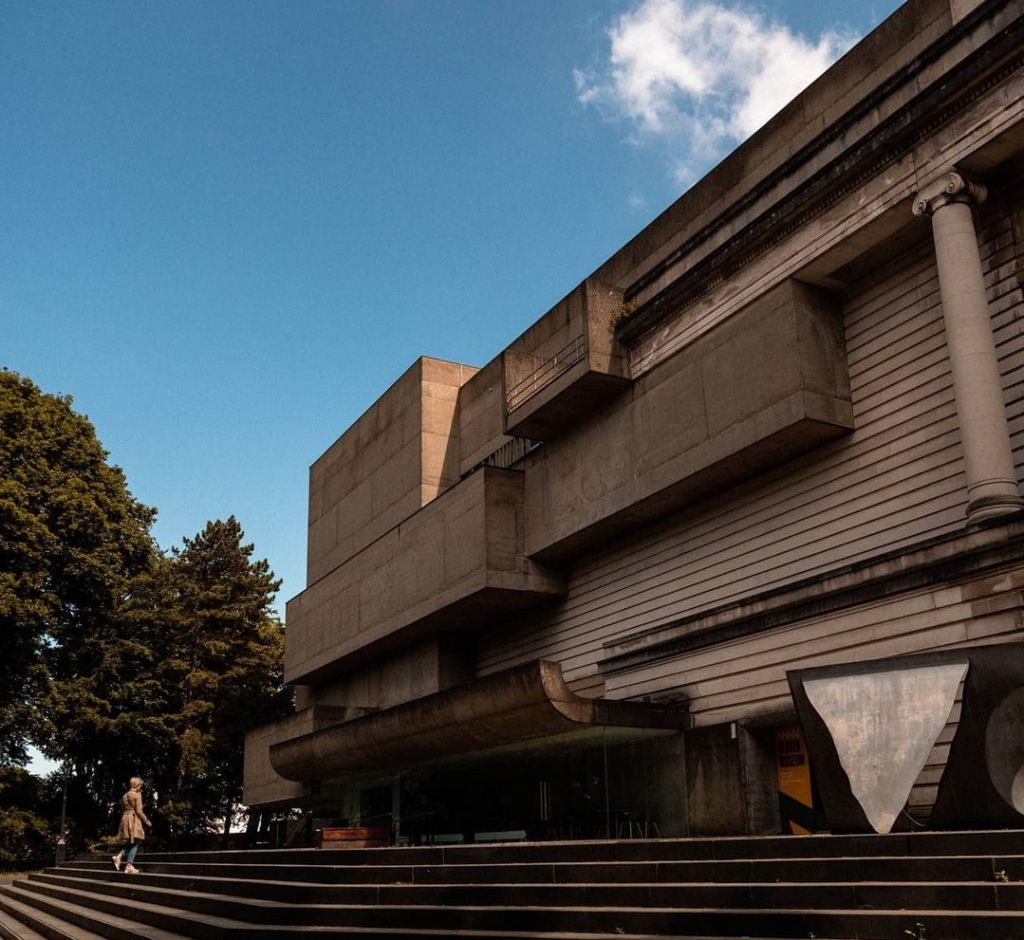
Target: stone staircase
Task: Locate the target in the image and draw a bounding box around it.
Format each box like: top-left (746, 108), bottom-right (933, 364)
top-left (0, 830), bottom-right (1022, 939)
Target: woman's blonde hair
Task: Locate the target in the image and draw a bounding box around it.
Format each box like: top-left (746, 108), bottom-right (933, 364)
top-left (129, 776), bottom-right (144, 790)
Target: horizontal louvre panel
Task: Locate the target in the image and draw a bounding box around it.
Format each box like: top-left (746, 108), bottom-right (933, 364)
top-left (479, 192), bottom-right (1023, 741)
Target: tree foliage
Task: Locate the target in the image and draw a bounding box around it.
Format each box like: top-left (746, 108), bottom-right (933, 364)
top-left (0, 767), bottom-right (51, 865)
top-left (1, 371), bottom-right (290, 848)
top-left (153, 518), bottom-right (289, 840)
top-left (0, 369), bottom-right (156, 764)
top-left (42, 520), bottom-right (289, 846)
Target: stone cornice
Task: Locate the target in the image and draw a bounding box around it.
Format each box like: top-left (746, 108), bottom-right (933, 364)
top-left (616, 0), bottom-right (1023, 348)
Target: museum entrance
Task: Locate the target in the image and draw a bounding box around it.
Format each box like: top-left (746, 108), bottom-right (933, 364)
top-left (392, 728), bottom-right (683, 843)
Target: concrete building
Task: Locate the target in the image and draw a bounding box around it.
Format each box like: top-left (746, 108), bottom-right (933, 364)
top-left (244, 0), bottom-right (1024, 840)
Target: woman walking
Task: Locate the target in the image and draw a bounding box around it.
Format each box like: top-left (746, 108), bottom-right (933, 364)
top-left (112, 776), bottom-right (151, 874)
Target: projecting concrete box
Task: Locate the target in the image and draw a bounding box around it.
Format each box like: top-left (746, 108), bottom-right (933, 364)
top-left (503, 278), bottom-right (631, 440)
top-left (524, 280), bottom-right (854, 560)
top-left (286, 466), bottom-right (565, 685)
top-left (307, 357), bottom-right (478, 584)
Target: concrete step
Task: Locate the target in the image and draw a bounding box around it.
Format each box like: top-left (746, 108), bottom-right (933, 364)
top-left (0, 888), bottom-right (184, 940)
top-left (134, 829), bottom-right (1024, 867)
top-left (36, 867), bottom-right (1024, 911)
top-left (64, 852), bottom-right (1024, 885)
top-left (11, 832), bottom-right (1024, 939)
top-left (14, 873), bottom-right (1024, 938)
top-left (0, 903), bottom-right (57, 940)
top-left (3, 883), bottom-right (249, 940)
top-left (0, 912), bottom-right (44, 940)
top-left (0, 882), bottom-right (836, 940)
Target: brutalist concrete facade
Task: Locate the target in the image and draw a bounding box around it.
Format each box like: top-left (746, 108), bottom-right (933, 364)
top-left (245, 0), bottom-right (1024, 840)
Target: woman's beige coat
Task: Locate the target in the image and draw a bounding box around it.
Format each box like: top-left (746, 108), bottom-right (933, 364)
top-left (118, 788), bottom-right (151, 842)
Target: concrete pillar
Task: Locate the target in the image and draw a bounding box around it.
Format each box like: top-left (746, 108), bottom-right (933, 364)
top-left (913, 170), bottom-right (1022, 521)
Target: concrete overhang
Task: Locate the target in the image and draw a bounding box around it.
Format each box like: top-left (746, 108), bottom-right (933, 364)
top-left (269, 659), bottom-right (689, 781)
top-left (503, 279), bottom-right (631, 440)
top-left (285, 466), bottom-right (565, 685)
top-left (523, 279), bottom-right (855, 562)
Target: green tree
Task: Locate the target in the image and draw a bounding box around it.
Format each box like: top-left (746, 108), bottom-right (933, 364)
top-left (1, 370), bottom-right (289, 847)
top-left (0, 767), bottom-right (52, 865)
top-left (39, 556), bottom-right (180, 842)
top-left (0, 370), bottom-right (156, 764)
top-left (43, 519), bottom-right (290, 847)
top-left (156, 518), bottom-right (289, 844)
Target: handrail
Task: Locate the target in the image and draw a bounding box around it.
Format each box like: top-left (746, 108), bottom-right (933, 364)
top-left (506, 334), bottom-right (585, 411)
top-left (481, 436), bottom-right (540, 470)
top-left (460, 436), bottom-right (541, 480)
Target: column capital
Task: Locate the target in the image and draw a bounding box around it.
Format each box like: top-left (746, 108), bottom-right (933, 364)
top-left (912, 170), bottom-right (987, 217)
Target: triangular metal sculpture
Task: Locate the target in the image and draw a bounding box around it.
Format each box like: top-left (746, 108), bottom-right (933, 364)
top-left (804, 662), bottom-right (967, 833)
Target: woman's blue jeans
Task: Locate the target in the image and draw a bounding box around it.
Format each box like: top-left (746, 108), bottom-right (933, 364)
top-left (117, 841), bottom-right (140, 865)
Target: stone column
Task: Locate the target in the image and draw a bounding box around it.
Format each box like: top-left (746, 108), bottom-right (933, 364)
top-left (913, 170), bottom-right (1021, 521)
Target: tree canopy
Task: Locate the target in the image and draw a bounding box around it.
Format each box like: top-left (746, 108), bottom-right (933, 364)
top-left (0, 369), bottom-right (156, 764)
top-left (140, 518), bottom-right (289, 841)
top-left (1, 370), bottom-right (290, 850)
top-left (39, 520), bottom-right (289, 847)
top-left (0, 766), bottom-right (52, 865)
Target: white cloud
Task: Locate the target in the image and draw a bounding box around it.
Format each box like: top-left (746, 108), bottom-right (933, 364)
top-left (577, 0), bottom-right (856, 182)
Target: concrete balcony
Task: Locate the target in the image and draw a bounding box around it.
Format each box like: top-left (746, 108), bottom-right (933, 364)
top-left (524, 279), bottom-right (856, 560)
top-left (284, 466), bottom-right (565, 685)
top-left (503, 278), bottom-right (631, 440)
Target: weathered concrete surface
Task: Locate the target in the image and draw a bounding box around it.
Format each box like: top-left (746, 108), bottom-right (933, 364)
top-left (950, 0), bottom-right (985, 23)
top-left (804, 662), bottom-right (967, 833)
top-left (503, 278), bottom-right (630, 440)
top-left (305, 634), bottom-right (475, 713)
top-left (307, 357), bottom-right (477, 584)
top-left (606, 0), bottom-right (960, 319)
top-left (621, 0), bottom-right (1023, 377)
top-left (456, 357), bottom-right (507, 475)
top-left (524, 279), bottom-right (854, 560)
top-left (243, 705), bottom-right (351, 806)
top-left (270, 659), bottom-right (688, 781)
top-left (286, 467), bottom-right (564, 685)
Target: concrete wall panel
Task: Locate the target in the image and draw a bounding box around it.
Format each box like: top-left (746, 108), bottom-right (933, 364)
top-left (458, 358), bottom-right (507, 475)
top-left (523, 280), bottom-right (852, 559)
top-left (305, 357), bottom-right (477, 585)
top-left (286, 467), bottom-right (563, 685)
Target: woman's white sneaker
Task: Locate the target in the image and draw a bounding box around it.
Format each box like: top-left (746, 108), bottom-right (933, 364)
top-left (112, 854), bottom-right (122, 871)
top-left (124, 864), bottom-right (140, 874)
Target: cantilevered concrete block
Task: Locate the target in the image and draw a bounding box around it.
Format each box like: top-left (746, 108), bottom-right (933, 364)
top-left (285, 467), bottom-right (565, 686)
top-left (270, 659), bottom-right (688, 781)
top-left (307, 357), bottom-right (477, 583)
top-left (243, 705), bottom-right (351, 807)
top-left (503, 278), bottom-right (631, 440)
top-left (524, 279), bottom-right (854, 561)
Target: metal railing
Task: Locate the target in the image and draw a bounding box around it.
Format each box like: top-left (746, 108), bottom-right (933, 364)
top-left (461, 436), bottom-right (541, 480)
top-left (480, 436), bottom-right (541, 470)
top-left (505, 334), bottom-right (586, 411)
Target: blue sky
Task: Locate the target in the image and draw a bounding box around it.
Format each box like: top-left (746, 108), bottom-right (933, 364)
top-left (3, 0), bottom-right (901, 672)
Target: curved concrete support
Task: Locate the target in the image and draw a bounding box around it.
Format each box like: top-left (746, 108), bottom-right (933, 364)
top-left (913, 170), bottom-right (1022, 521)
top-left (269, 659), bottom-right (689, 781)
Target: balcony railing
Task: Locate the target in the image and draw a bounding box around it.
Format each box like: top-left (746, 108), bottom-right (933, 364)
top-left (505, 334), bottom-right (585, 411)
top-left (461, 436), bottom-right (541, 478)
